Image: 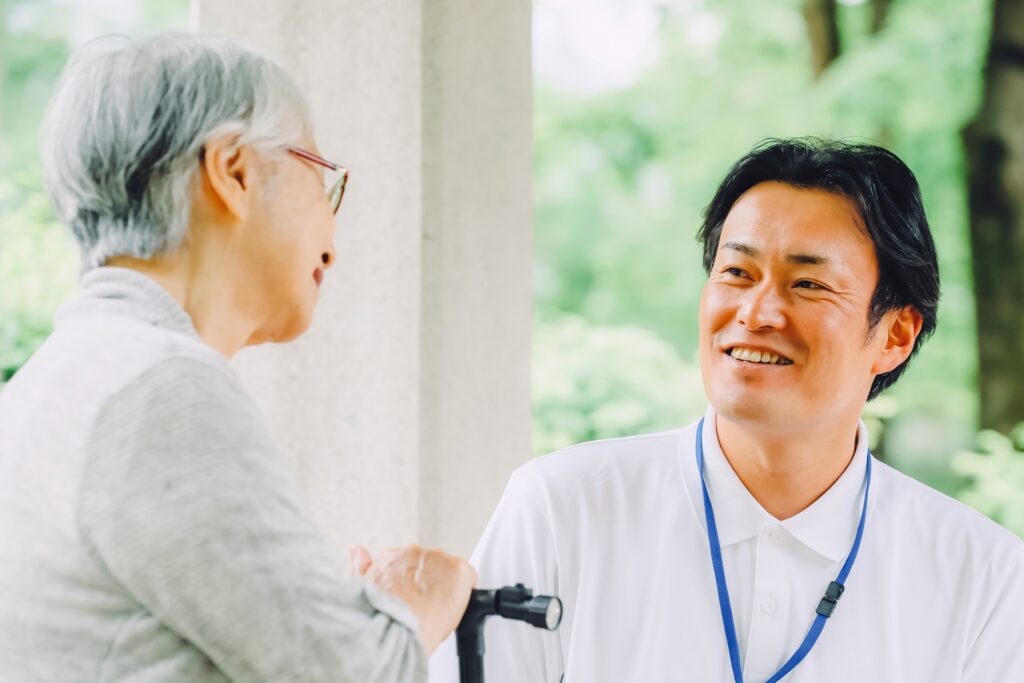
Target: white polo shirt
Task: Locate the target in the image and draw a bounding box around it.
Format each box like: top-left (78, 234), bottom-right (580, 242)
top-left (429, 406), bottom-right (1024, 682)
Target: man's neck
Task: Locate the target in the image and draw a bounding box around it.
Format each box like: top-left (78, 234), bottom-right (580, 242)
top-left (714, 413), bottom-right (860, 520)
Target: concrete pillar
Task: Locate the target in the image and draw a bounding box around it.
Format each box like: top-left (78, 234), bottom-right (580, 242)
top-left (194, 0), bottom-right (532, 559)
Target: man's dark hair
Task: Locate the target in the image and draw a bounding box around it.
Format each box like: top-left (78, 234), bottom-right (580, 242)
top-left (697, 138), bottom-right (940, 400)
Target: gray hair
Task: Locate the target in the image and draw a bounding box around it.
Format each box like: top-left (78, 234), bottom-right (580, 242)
top-left (40, 32), bottom-right (312, 271)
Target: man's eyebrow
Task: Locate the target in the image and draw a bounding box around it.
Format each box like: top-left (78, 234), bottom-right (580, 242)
top-left (720, 241), bottom-right (830, 265)
top-left (721, 241), bottom-right (758, 257)
top-left (786, 253), bottom-right (829, 265)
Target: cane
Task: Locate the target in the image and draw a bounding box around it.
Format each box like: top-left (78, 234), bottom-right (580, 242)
top-left (455, 584), bottom-right (563, 683)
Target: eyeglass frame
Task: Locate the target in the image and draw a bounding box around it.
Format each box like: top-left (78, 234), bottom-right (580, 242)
top-left (285, 146), bottom-right (349, 215)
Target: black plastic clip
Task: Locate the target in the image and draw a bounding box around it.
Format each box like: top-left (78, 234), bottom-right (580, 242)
top-left (815, 581), bottom-right (845, 618)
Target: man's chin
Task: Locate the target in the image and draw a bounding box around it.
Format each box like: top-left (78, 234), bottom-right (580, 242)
top-left (710, 390), bottom-right (793, 428)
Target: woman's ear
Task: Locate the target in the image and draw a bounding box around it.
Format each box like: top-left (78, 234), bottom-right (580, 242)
top-left (872, 306), bottom-right (924, 375)
top-left (198, 135), bottom-right (252, 222)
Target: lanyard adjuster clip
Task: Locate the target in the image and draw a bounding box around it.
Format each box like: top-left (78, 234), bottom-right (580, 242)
top-left (815, 581), bottom-right (846, 618)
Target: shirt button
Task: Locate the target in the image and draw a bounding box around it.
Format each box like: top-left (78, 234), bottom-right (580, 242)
top-left (761, 599), bottom-right (776, 615)
top-left (769, 530), bottom-right (785, 545)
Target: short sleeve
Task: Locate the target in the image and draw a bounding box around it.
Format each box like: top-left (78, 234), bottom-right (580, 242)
top-left (429, 463), bottom-right (564, 683)
top-left (962, 543), bottom-right (1024, 681)
top-left (78, 357), bottom-right (426, 682)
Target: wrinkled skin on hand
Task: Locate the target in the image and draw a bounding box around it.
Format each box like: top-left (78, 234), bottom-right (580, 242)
top-left (350, 543), bottom-right (477, 655)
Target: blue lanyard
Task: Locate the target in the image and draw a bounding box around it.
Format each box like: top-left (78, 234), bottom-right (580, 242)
top-left (695, 418), bottom-right (871, 683)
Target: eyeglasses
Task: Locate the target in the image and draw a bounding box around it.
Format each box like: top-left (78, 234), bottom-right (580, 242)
top-left (286, 146), bottom-right (349, 215)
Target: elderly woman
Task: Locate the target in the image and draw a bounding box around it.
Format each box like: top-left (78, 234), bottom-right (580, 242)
top-left (0, 32), bottom-right (475, 681)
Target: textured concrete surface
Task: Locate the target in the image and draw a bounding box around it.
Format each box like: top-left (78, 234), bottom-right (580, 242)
top-left (194, 0), bottom-right (532, 559)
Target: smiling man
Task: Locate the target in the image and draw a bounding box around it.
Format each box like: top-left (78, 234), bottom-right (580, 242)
top-left (430, 139), bottom-right (1024, 682)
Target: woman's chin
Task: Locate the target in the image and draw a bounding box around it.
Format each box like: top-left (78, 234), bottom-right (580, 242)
top-left (276, 313), bottom-right (314, 343)
top-left (246, 306), bottom-right (315, 347)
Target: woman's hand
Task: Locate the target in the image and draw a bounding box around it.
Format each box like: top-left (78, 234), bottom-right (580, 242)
top-left (350, 543), bottom-right (477, 655)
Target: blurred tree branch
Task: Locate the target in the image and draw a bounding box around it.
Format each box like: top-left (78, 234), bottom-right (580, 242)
top-left (870, 0), bottom-right (893, 148)
top-left (963, 0), bottom-right (1024, 433)
top-left (870, 0), bottom-right (892, 33)
top-left (803, 0), bottom-right (841, 79)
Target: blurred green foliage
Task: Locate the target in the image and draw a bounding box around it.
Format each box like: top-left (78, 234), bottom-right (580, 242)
top-left (532, 0), bottom-right (993, 496)
top-left (0, 0), bottom-right (187, 386)
top-left (1, 0), bottom-right (1019, 532)
top-left (533, 315), bottom-right (707, 454)
top-left (0, 170), bottom-right (77, 382)
top-left (0, 2), bottom-right (75, 381)
top-left (953, 425), bottom-right (1024, 538)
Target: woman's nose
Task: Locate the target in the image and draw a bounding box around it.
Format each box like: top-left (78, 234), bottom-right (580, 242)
top-left (321, 243), bottom-right (336, 270)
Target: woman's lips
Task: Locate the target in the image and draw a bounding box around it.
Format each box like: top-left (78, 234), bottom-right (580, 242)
top-left (313, 268), bottom-right (323, 286)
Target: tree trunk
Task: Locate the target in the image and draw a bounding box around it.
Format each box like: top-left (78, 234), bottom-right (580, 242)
top-left (803, 0), bottom-right (841, 79)
top-left (963, 0), bottom-right (1024, 433)
top-left (870, 0), bottom-right (893, 148)
top-left (870, 0), bottom-right (892, 34)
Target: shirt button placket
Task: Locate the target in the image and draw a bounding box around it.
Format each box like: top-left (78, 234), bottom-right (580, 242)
top-left (746, 526), bottom-right (788, 678)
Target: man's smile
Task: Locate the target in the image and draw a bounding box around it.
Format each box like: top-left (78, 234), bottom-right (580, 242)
top-left (722, 345), bottom-right (795, 366)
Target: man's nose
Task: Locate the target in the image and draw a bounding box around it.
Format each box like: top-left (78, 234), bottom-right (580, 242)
top-left (737, 282), bottom-right (786, 330)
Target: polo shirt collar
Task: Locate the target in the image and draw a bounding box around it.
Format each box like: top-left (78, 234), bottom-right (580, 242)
top-left (681, 405), bottom-right (872, 563)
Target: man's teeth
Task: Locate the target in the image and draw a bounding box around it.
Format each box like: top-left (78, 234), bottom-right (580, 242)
top-left (728, 347), bottom-right (792, 365)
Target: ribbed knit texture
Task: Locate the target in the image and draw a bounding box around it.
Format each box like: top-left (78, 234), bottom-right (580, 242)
top-left (0, 267), bottom-right (426, 682)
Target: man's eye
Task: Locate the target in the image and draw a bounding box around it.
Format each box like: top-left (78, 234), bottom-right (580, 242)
top-left (724, 267), bottom-right (746, 278)
top-left (794, 280), bottom-right (823, 289)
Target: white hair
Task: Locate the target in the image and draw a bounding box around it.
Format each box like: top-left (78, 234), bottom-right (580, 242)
top-left (40, 32), bottom-right (312, 272)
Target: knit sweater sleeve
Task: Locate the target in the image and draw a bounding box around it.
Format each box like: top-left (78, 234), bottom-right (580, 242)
top-left (77, 356), bottom-right (426, 683)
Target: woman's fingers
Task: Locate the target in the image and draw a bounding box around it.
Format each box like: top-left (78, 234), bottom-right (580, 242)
top-left (348, 544), bottom-right (373, 576)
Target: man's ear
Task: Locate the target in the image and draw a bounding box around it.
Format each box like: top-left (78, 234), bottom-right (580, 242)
top-left (198, 135), bottom-right (251, 222)
top-left (872, 306), bottom-right (924, 375)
